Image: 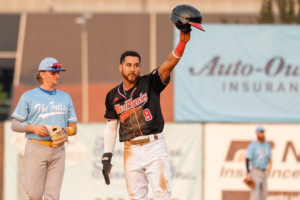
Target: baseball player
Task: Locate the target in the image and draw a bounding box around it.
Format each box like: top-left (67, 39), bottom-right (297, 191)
top-left (100, 26), bottom-right (199, 200)
top-left (11, 57), bottom-right (77, 200)
top-left (245, 127), bottom-right (272, 200)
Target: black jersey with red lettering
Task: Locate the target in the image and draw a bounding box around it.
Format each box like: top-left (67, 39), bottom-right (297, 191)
top-left (104, 68), bottom-right (170, 142)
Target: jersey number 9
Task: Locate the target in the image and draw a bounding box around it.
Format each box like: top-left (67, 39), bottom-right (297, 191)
top-left (143, 109), bottom-right (153, 121)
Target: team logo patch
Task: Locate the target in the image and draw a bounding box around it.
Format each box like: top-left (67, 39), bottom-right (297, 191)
top-left (114, 97), bottom-right (119, 102)
top-left (115, 93), bottom-right (148, 114)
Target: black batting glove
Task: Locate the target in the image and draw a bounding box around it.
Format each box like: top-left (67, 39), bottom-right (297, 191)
top-left (102, 152), bottom-right (113, 185)
top-left (176, 23), bottom-right (191, 33)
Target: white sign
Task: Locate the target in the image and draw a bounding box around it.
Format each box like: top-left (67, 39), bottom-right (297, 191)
top-left (4, 122), bottom-right (202, 200)
top-left (204, 123), bottom-right (300, 200)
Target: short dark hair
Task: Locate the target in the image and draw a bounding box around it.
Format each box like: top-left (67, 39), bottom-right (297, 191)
top-left (120, 51), bottom-right (141, 64)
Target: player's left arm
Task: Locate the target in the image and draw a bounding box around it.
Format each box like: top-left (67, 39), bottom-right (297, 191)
top-left (265, 143), bottom-right (273, 173)
top-left (266, 158), bottom-right (272, 173)
top-left (65, 94), bottom-right (78, 136)
top-left (64, 122), bottom-right (77, 136)
top-left (158, 30), bottom-right (191, 82)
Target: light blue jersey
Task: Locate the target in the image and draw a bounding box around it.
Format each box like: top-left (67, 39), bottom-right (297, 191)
top-left (12, 88), bottom-right (77, 141)
top-left (246, 141), bottom-right (272, 169)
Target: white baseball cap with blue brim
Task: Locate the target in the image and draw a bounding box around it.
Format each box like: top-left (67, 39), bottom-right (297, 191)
top-left (39, 57), bottom-right (66, 72)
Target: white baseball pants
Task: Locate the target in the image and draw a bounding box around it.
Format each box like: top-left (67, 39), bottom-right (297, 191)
top-left (250, 168), bottom-right (268, 200)
top-left (24, 139), bottom-right (65, 200)
top-left (124, 133), bottom-right (172, 200)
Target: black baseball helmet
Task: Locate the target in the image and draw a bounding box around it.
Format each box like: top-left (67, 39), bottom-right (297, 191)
top-left (170, 4), bottom-right (205, 33)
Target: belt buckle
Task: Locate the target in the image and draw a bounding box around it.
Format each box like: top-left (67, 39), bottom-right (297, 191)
top-left (138, 138), bottom-right (150, 146)
top-left (137, 140), bottom-right (142, 146)
top-left (138, 139), bottom-right (144, 146)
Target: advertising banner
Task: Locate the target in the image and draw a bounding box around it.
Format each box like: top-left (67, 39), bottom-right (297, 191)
top-left (204, 123), bottom-right (300, 200)
top-left (174, 25), bottom-right (300, 122)
top-left (4, 122), bottom-right (202, 200)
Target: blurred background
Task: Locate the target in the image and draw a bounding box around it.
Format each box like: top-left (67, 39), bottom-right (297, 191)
top-left (1, 0), bottom-right (300, 200)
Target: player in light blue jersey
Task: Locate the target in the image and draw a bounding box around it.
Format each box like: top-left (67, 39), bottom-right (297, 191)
top-left (245, 127), bottom-right (272, 200)
top-left (11, 57), bottom-right (78, 200)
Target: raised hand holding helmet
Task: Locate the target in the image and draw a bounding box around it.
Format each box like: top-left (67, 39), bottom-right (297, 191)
top-left (170, 4), bottom-right (205, 33)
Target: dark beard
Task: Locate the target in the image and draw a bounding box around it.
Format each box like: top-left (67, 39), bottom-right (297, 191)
top-left (122, 71), bottom-right (139, 84)
top-left (258, 136), bottom-right (265, 143)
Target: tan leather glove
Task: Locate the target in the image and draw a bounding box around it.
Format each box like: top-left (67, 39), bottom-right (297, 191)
top-left (44, 125), bottom-right (68, 148)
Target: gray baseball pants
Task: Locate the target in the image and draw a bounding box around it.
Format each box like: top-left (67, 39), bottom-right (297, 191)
top-left (24, 139), bottom-right (66, 200)
top-left (250, 168), bottom-right (268, 200)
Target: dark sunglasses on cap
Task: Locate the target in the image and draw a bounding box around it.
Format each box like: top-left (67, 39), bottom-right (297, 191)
top-left (40, 63), bottom-right (62, 70)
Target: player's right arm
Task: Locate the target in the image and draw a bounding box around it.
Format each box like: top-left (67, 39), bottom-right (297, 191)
top-left (103, 92), bottom-right (119, 153)
top-left (11, 93), bottom-right (49, 137)
top-left (11, 118), bottom-right (49, 136)
top-left (104, 120), bottom-right (118, 153)
top-left (102, 92), bottom-right (119, 185)
top-left (28, 124), bottom-right (49, 137)
top-left (102, 120), bottom-right (118, 185)
top-left (245, 158), bottom-right (252, 181)
top-left (245, 143), bottom-right (254, 181)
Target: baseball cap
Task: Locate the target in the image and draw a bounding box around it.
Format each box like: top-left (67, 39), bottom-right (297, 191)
top-left (256, 127), bottom-right (265, 133)
top-left (39, 57), bottom-right (66, 72)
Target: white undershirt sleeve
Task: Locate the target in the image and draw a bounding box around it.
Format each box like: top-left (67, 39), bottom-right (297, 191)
top-left (104, 120), bottom-right (118, 153)
top-left (11, 118), bottom-right (28, 132)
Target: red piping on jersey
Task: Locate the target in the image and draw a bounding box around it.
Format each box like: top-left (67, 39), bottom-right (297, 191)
top-left (131, 88), bottom-right (137, 99)
top-left (118, 85), bottom-right (127, 100)
top-left (120, 107), bottom-right (141, 123)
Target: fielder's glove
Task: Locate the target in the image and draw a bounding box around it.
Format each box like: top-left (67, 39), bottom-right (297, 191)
top-left (102, 153), bottom-right (113, 185)
top-left (243, 178), bottom-right (255, 189)
top-left (44, 125), bottom-right (68, 148)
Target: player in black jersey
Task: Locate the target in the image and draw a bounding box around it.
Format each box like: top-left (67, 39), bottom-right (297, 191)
top-left (101, 30), bottom-right (191, 199)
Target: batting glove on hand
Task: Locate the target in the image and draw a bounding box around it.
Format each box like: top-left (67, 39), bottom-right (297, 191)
top-left (102, 152), bottom-right (113, 185)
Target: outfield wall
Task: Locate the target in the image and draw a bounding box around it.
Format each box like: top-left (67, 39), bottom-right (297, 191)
top-left (3, 121), bottom-right (300, 200)
top-left (4, 121), bottom-right (202, 200)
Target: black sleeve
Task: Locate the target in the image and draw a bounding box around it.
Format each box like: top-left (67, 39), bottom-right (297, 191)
top-left (147, 68), bottom-right (170, 94)
top-left (104, 93), bottom-right (118, 120)
top-left (246, 158), bottom-right (250, 173)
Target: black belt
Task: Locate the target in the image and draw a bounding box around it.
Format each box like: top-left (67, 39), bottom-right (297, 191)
top-left (254, 167), bottom-right (265, 171)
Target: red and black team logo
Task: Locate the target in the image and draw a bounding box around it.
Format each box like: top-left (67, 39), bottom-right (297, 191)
top-left (115, 93), bottom-right (153, 139)
top-left (105, 72), bottom-right (168, 141)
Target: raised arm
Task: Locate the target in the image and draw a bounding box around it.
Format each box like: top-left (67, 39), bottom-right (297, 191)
top-left (158, 30), bottom-right (191, 82)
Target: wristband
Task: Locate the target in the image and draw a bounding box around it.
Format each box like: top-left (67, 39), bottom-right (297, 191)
top-left (67, 127), bottom-right (74, 136)
top-left (172, 50), bottom-right (181, 59)
top-left (175, 40), bottom-right (186, 55)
